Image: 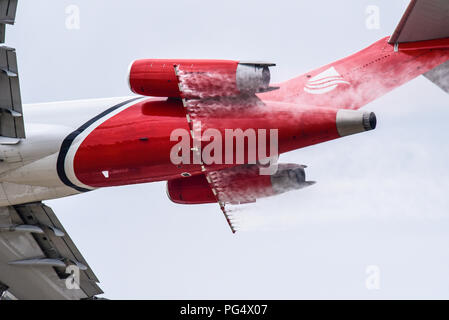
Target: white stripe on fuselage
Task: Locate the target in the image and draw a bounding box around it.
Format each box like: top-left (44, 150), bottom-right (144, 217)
top-left (63, 97), bottom-right (147, 190)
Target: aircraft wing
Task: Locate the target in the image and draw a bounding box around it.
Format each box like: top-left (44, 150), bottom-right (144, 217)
top-left (0, 1), bottom-right (103, 299)
top-left (0, 0), bottom-right (25, 142)
top-left (0, 202), bottom-right (103, 300)
top-left (389, 0), bottom-right (449, 44)
top-left (0, 0), bottom-right (17, 42)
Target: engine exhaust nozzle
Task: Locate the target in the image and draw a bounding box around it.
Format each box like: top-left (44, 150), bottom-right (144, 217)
top-left (336, 109), bottom-right (377, 137)
top-left (271, 165), bottom-right (316, 194)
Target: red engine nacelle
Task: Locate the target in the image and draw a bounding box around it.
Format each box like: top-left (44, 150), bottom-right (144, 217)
top-left (128, 59), bottom-right (274, 98)
top-left (167, 164), bottom-right (315, 205)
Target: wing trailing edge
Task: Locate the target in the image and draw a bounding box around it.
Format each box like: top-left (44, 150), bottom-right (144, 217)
top-left (0, 203), bottom-right (103, 300)
top-left (0, 0), bottom-right (24, 140)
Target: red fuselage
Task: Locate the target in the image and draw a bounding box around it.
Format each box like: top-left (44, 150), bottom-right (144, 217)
top-left (73, 98), bottom-right (341, 187)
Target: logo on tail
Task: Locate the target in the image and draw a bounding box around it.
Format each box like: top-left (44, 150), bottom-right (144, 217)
top-left (304, 66), bottom-right (350, 95)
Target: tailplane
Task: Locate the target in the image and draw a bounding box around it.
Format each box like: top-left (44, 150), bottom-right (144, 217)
top-left (389, 0), bottom-right (449, 94)
top-left (424, 60), bottom-right (449, 94)
top-left (389, 0), bottom-right (449, 44)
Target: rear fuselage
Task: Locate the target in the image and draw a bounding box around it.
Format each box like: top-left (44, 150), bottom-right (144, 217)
top-left (0, 95), bottom-right (368, 206)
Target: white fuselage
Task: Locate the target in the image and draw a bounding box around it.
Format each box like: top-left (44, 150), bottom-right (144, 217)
top-left (0, 96), bottom-right (137, 207)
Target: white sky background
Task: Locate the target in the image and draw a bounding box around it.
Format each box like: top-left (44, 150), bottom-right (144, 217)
top-left (7, 0), bottom-right (449, 299)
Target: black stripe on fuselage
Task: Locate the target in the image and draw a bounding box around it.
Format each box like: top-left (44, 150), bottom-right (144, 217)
top-left (56, 97), bottom-right (142, 192)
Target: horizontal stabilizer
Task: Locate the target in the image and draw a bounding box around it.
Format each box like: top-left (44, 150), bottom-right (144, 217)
top-left (424, 60), bottom-right (449, 94)
top-left (389, 0), bottom-right (449, 44)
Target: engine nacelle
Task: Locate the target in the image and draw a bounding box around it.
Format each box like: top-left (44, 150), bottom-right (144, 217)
top-left (167, 164), bottom-right (315, 205)
top-left (128, 59), bottom-right (275, 98)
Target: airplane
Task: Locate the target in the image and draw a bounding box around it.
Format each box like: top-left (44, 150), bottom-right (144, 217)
top-left (0, 0), bottom-right (449, 299)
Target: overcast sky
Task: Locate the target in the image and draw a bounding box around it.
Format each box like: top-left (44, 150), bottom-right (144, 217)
top-left (8, 0), bottom-right (449, 299)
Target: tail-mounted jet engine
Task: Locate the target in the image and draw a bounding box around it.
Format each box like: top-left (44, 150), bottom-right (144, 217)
top-left (167, 164), bottom-right (315, 205)
top-left (128, 59), bottom-right (277, 98)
